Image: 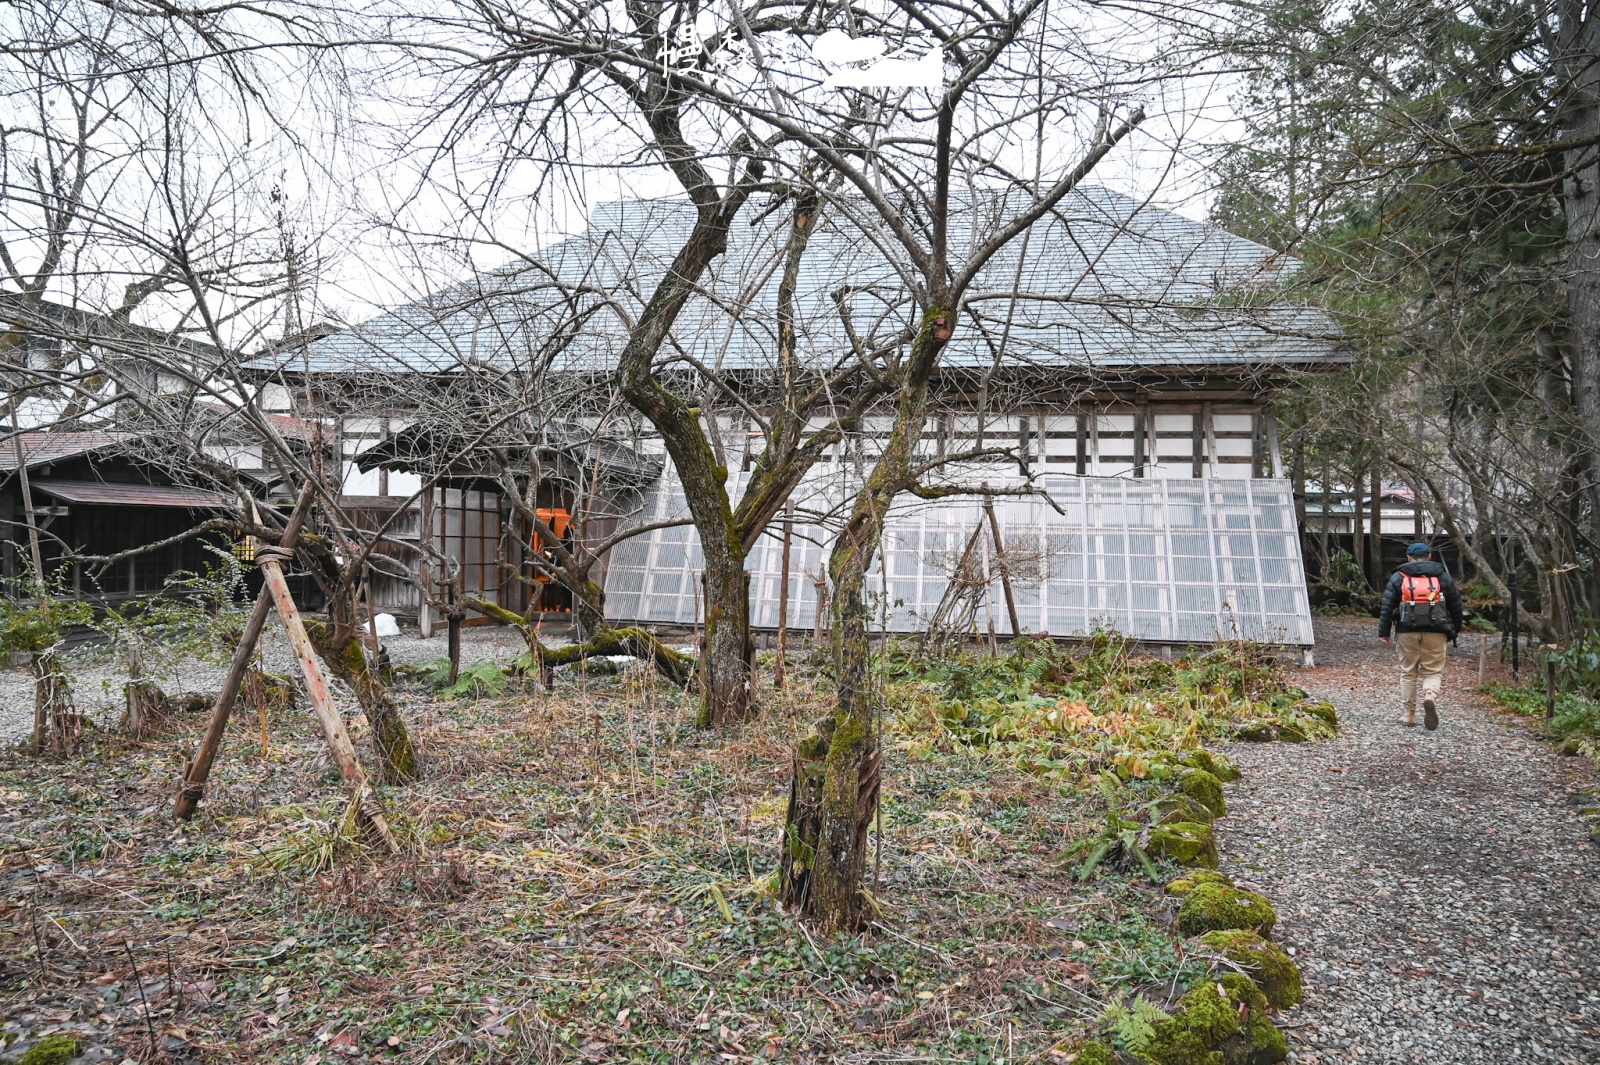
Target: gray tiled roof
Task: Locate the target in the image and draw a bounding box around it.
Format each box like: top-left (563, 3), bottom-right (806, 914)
top-left (261, 187), bottom-right (1341, 377)
top-left (0, 431), bottom-right (137, 471)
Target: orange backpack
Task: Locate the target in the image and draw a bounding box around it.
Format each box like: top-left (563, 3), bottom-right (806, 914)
top-left (1399, 573), bottom-right (1450, 627)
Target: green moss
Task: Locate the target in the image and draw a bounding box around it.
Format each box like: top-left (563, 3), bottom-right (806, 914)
top-left (18, 1034), bottom-right (81, 1065)
top-left (1275, 721), bottom-right (1308, 743)
top-left (1231, 722), bottom-right (1276, 742)
top-left (1178, 768), bottom-right (1226, 818)
top-left (1053, 1038), bottom-right (1116, 1064)
top-left (1302, 700), bottom-right (1338, 728)
top-left (1155, 794), bottom-right (1215, 825)
top-left (1181, 749), bottom-right (1241, 783)
top-left (1138, 974), bottom-right (1284, 1065)
top-left (1197, 930), bottom-right (1302, 1008)
top-left (1166, 870), bottom-right (1233, 896)
top-left (1148, 821), bottom-right (1218, 868)
top-left (1177, 882), bottom-right (1277, 937)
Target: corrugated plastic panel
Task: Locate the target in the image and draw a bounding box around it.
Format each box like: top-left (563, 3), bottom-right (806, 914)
top-left (602, 470), bottom-right (1314, 646)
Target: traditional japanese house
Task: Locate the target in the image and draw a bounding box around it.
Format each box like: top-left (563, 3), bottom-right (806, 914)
top-left (249, 188), bottom-right (1346, 650)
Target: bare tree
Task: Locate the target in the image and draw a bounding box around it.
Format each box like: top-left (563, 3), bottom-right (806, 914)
top-left (0, 0), bottom-right (439, 787)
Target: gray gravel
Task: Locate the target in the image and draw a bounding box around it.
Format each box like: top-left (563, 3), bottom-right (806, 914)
top-left (0, 622), bottom-right (532, 744)
top-left (1222, 617), bottom-right (1600, 1064)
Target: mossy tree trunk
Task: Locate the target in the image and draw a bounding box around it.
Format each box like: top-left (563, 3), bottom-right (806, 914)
top-left (784, 309), bottom-right (947, 933)
top-left (614, 190), bottom-right (762, 727)
top-left (611, 166), bottom-right (878, 728)
top-left (466, 591), bottom-right (696, 688)
top-left (304, 617), bottom-right (418, 783)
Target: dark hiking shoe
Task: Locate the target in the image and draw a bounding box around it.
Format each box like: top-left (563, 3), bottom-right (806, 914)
top-left (1423, 698), bottom-right (1438, 731)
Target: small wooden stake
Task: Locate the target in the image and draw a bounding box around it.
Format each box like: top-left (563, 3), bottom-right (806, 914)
top-left (446, 577), bottom-right (462, 687)
top-left (175, 483), bottom-right (314, 820)
top-left (982, 489), bottom-right (1020, 638)
top-left (1478, 633), bottom-right (1487, 686)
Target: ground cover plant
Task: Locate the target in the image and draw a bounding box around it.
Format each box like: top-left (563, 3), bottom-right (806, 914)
top-left (1485, 680), bottom-right (1600, 765)
top-left (0, 633), bottom-right (1335, 1063)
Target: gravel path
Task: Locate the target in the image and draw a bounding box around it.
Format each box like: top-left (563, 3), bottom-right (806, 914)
top-left (0, 623), bottom-right (532, 743)
top-left (1222, 617), bottom-right (1600, 1064)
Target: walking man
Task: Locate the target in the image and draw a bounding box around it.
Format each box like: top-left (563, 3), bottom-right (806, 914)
top-left (1378, 542), bottom-right (1464, 730)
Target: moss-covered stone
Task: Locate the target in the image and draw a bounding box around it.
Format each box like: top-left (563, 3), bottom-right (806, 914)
top-left (1197, 930), bottom-right (1302, 1008)
top-left (1051, 1038), bottom-right (1116, 1064)
top-left (1219, 973), bottom-right (1288, 1064)
top-left (1177, 768), bottom-right (1227, 818)
top-left (1177, 882), bottom-right (1277, 937)
top-left (1155, 794), bottom-right (1215, 826)
top-left (1232, 722), bottom-right (1276, 742)
top-left (797, 732), bottom-right (829, 759)
top-left (1274, 721), bottom-right (1309, 743)
top-left (1138, 974), bottom-right (1285, 1065)
top-left (18, 1034), bottom-right (81, 1065)
top-left (1301, 700), bottom-right (1338, 728)
top-left (1181, 749), bottom-right (1241, 783)
top-left (1166, 870), bottom-right (1233, 896)
top-left (1148, 821), bottom-right (1218, 868)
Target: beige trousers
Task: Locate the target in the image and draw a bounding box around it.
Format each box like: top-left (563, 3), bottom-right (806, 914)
top-left (1398, 631), bottom-right (1448, 710)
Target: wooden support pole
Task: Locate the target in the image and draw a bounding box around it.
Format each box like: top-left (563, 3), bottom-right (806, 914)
top-left (1369, 465), bottom-right (1385, 585)
top-left (979, 526), bottom-right (998, 655)
top-left (259, 550), bottom-right (401, 853)
top-left (418, 487), bottom-right (435, 638)
top-left (982, 489), bottom-right (1021, 638)
top-left (1265, 409), bottom-right (1284, 479)
top-left (175, 484), bottom-right (314, 820)
top-left (1202, 404), bottom-right (1219, 478)
top-left (8, 432), bottom-right (46, 591)
top-left (1479, 632), bottom-right (1488, 686)
top-left (774, 501), bottom-right (794, 690)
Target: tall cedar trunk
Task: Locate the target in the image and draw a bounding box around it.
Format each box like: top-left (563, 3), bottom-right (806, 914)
top-left (304, 618), bottom-right (418, 783)
top-left (1352, 466), bottom-right (1367, 588)
top-left (1561, 4), bottom-right (1600, 610)
top-left (1369, 465), bottom-right (1384, 580)
top-left (781, 311), bottom-right (945, 932)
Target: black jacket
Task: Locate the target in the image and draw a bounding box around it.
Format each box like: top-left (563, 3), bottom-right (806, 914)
top-left (1378, 559), bottom-right (1464, 637)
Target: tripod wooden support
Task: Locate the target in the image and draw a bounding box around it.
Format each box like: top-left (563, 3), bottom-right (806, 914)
top-left (258, 547), bottom-right (400, 853)
top-left (174, 485), bottom-right (401, 854)
top-left (174, 483), bottom-right (314, 821)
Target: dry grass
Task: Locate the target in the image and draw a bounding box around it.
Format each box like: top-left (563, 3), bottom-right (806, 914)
top-left (0, 654), bottom-right (1231, 1064)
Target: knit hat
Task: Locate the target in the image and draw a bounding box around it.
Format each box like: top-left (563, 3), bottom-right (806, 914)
top-left (1406, 542), bottom-right (1431, 557)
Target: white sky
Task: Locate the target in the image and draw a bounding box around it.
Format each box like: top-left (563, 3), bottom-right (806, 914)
top-left (0, 0), bottom-right (1251, 343)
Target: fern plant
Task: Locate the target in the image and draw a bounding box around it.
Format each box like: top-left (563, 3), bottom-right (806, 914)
top-left (1100, 995), bottom-right (1170, 1053)
top-left (424, 658), bottom-right (509, 699)
top-left (1066, 779), bottom-right (1163, 882)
